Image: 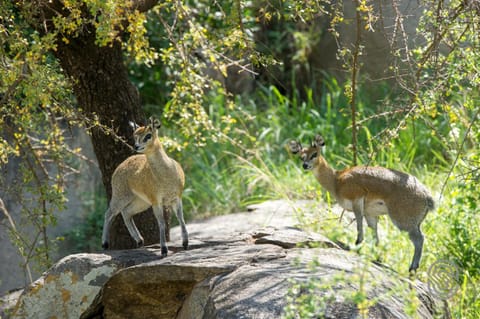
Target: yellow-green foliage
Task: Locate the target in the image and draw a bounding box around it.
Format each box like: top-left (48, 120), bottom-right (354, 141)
top-left (1, 3), bottom-right (479, 317)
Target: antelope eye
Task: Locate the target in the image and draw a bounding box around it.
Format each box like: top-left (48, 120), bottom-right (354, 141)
top-left (310, 152), bottom-right (318, 160)
top-left (143, 133), bottom-right (152, 142)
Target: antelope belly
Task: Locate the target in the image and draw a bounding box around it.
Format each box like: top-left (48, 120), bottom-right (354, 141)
top-left (365, 200), bottom-right (388, 216)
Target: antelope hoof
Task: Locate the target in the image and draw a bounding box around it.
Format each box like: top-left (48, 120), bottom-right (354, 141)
top-left (136, 238), bottom-right (144, 248)
top-left (355, 238), bottom-right (363, 246)
top-left (183, 239), bottom-right (189, 250)
top-left (161, 246), bottom-right (168, 257)
top-left (102, 242), bottom-right (109, 250)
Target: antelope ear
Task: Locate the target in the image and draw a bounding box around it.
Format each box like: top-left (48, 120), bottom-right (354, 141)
top-left (288, 140), bottom-right (303, 154)
top-left (313, 135), bottom-right (325, 148)
top-left (129, 121), bottom-right (140, 131)
top-left (149, 116), bottom-right (162, 129)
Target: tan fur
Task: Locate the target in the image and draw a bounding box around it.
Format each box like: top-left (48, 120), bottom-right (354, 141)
top-left (111, 142), bottom-right (184, 207)
top-left (102, 118), bottom-right (188, 256)
top-left (289, 135), bottom-right (434, 272)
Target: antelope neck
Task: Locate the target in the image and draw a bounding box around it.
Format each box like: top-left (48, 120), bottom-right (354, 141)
top-left (312, 156), bottom-right (337, 197)
top-left (145, 139), bottom-right (171, 165)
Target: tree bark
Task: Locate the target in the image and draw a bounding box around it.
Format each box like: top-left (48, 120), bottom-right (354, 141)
top-left (25, 0), bottom-right (167, 249)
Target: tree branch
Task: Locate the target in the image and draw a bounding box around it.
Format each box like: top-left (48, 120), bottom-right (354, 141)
top-left (0, 198), bottom-right (33, 285)
top-left (132, 0), bottom-right (160, 13)
top-left (350, 0), bottom-right (363, 167)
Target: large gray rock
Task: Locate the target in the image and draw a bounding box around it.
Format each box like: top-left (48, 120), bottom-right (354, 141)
top-left (10, 200), bottom-right (442, 319)
top-left (11, 249), bottom-right (168, 319)
top-left (178, 248), bottom-right (438, 319)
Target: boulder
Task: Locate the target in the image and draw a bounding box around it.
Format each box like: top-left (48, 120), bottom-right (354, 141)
top-left (11, 249), bottom-right (167, 319)
top-left (10, 200), bottom-right (443, 319)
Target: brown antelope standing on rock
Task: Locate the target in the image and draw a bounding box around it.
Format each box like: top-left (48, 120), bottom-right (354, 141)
top-left (289, 135), bottom-right (435, 272)
top-left (102, 117), bottom-right (188, 256)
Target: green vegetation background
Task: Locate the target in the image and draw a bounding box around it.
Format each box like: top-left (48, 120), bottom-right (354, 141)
top-left (70, 75), bottom-right (479, 317)
top-left (1, 1), bottom-right (478, 317)
top-left (68, 6), bottom-right (479, 317)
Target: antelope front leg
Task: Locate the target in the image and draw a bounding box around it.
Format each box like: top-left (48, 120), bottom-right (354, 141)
top-left (153, 205), bottom-right (168, 256)
top-left (354, 211), bottom-right (364, 245)
top-left (121, 211), bottom-right (144, 248)
top-left (353, 198), bottom-right (365, 245)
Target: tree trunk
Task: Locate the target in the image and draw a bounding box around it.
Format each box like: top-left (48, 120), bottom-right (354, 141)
top-left (22, 0), bottom-right (168, 249)
top-left (55, 31), bottom-right (165, 249)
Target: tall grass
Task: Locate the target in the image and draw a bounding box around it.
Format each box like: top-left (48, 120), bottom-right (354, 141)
top-left (70, 74), bottom-right (478, 317)
top-left (174, 76), bottom-right (477, 317)
top-left (177, 75), bottom-right (448, 217)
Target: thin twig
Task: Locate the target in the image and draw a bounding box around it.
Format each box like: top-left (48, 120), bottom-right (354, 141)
top-left (439, 108), bottom-right (480, 199)
top-left (350, 0), bottom-right (363, 166)
top-left (0, 198), bottom-right (33, 284)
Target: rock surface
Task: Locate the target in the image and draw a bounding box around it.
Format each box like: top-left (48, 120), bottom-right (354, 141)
top-left (10, 200), bottom-right (442, 319)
